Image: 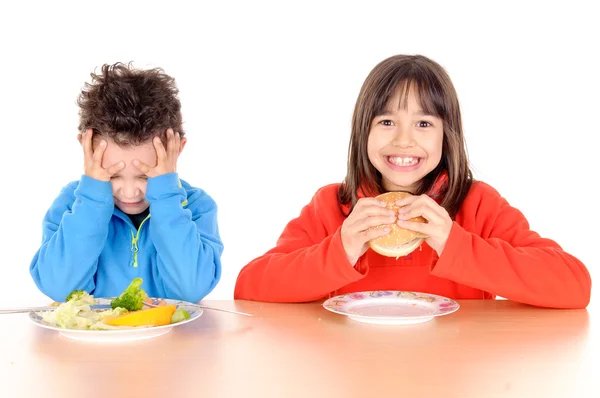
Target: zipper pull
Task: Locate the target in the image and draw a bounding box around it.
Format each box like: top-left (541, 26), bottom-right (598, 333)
top-left (132, 248), bottom-right (139, 268)
top-left (130, 231), bottom-right (139, 268)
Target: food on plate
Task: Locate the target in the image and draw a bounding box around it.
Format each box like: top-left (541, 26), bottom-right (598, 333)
top-left (65, 290), bottom-right (87, 302)
top-left (110, 277), bottom-right (148, 311)
top-left (171, 308), bottom-right (191, 323)
top-left (368, 191), bottom-right (428, 258)
top-left (103, 305), bottom-right (177, 327)
top-left (144, 298), bottom-right (167, 307)
top-left (41, 290), bottom-right (127, 330)
top-left (37, 278), bottom-right (192, 331)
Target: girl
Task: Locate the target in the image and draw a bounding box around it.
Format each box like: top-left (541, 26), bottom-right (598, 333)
top-left (234, 54), bottom-right (591, 309)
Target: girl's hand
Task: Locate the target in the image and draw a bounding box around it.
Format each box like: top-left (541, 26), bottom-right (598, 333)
top-left (395, 194), bottom-right (453, 256)
top-left (340, 198), bottom-right (396, 266)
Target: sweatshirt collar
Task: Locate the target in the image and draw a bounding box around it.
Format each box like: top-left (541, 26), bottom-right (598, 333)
top-left (355, 170), bottom-right (449, 202)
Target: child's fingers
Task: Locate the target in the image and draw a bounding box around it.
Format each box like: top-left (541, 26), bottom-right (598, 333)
top-left (82, 129), bottom-right (94, 160)
top-left (356, 198), bottom-right (390, 209)
top-left (169, 131), bottom-right (181, 158)
top-left (348, 214), bottom-right (396, 233)
top-left (351, 204), bottom-right (395, 219)
top-left (364, 226), bottom-right (392, 241)
top-left (166, 129), bottom-right (176, 155)
top-left (174, 131), bottom-right (181, 155)
top-left (398, 204), bottom-right (438, 222)
top-left (396, 220), bottom-right (429, 236)
top-left (133, 159), bottom-right (152, 175)
top-left (106, 161), bottom-right (125, 175)
top-left (396, 194), bottom-right (447, 218)
top-left (153, 136), bottom-right (168, 160)
top-left (347, 216), bottom-right (396, 234)
top-left (345, 205), bottom-right (395, 232)
top-left (400, 202), bottom-right (450, 228)
top-left (92, 139), bottom-right (107, 166)
top-left (427, 199), bottom-right (451, 219)
top-left (394, 195), bottom-right (418, 207)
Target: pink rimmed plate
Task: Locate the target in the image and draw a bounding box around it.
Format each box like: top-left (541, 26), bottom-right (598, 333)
top-left (323, 291), bottom-right (459, 325)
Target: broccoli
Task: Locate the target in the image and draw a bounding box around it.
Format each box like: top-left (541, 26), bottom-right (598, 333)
top-left (64, 290), bottom-right (95, 306)
top-left (110, 277), bottom-right (148, 311)
top-left (65, 290), bottom-right (88, 302)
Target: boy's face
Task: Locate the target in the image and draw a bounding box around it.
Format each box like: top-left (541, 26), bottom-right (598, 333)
top-left (99, 138), bottom-right (158, 215)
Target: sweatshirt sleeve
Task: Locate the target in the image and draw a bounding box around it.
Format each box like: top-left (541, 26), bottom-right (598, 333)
top-left (146, 173), bottom-right (223, 303)
top-left (234, 186), bottom-right (366, 302)
top-left (29, 176), bottom-right (114, 301)
top-left (431, 183), bottom-right (591, 309)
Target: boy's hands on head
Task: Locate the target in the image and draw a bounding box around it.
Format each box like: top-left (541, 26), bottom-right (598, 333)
top-left (78, 129), bottom-right (124, 182)
top-left (133, 129), bottom-right (182, 178)
top-left (395, 194), bottom-right (453, 256)
top-left (340, 198), bottom-right (396, 266)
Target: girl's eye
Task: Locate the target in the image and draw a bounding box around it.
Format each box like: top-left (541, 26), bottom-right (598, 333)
top-left (379, 120), bottom-right (393, 126)
top-left (417, 121), bottom-right (432, 128)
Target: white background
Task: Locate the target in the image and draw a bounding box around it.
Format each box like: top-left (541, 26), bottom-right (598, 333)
top-left (0, 1), bottom-right (597, 309)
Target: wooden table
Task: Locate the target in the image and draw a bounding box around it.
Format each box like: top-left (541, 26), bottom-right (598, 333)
top-left (1, 300), bottom-right (597, 397)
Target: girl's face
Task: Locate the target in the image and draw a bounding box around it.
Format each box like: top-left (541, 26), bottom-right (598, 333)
top-left (367, 86), bottom-right (444, 193)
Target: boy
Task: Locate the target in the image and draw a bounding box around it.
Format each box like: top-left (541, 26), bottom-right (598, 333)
top-left (30, 62), bottom-right (223, 303)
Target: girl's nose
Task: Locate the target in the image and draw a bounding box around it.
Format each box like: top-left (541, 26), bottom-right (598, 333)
top-left (391, 126), bottom-right (415, 147)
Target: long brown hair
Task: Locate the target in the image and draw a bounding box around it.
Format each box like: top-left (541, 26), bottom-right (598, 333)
top-left (338, 54), bottom-right (473, 218)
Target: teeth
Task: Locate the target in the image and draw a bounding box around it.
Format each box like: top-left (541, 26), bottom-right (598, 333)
top-left (389, 156), bottom-right (419, 166)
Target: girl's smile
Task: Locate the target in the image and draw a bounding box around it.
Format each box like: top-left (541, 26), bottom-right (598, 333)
top-left (385, 155), bottom-right (422, 171)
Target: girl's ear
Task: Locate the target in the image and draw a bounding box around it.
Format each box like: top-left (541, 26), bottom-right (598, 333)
top-left (179, 137), bottom-right (188, 154)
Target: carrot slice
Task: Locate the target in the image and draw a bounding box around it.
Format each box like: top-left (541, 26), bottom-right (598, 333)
top-left (144, 298), bottom-right (167, 307)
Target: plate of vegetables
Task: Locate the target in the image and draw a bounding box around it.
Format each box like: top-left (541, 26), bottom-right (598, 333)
top-left (29, 278), bottom-right (202, 342)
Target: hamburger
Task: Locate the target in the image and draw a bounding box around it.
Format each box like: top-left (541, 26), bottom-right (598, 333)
top-left (368, 191), bottom-right (428, 258)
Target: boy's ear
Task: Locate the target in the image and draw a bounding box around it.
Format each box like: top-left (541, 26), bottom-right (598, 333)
top-left (179, 137), bottom-right (188, 154)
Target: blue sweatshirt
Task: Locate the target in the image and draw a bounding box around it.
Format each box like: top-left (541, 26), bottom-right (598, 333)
top-left (30, 173), bottom-right (223, 303)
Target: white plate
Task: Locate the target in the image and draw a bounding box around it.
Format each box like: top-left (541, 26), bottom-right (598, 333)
top-left (29, 298), bottom-right (202, 342)
top-left (323, 291), bottom-right (459, 325)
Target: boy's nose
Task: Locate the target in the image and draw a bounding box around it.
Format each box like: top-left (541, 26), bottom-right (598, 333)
top-left (122, 185), bottom-right (139, 199)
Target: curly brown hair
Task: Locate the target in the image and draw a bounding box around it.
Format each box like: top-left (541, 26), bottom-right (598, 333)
top-left (77, 62), bottom-right (184, 146)
top-left (339, 54), bottom-right (473, 218)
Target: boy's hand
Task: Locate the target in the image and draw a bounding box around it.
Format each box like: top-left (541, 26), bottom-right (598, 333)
top-left (78, 129), bottom-right (124, 182)
top-left (133, 129), bottom-right (181, 178)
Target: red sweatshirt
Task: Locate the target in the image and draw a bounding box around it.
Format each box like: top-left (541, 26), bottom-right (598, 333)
top-left (234, 181), bottom-right (591, 309)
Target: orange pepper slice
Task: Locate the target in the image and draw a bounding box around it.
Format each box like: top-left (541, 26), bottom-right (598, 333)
top-left (104, 305), bottom-right (177, 327)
